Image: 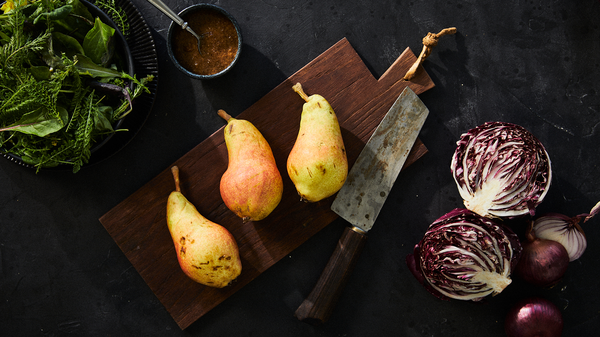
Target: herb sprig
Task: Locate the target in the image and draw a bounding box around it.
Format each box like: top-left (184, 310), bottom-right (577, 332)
top-left (0, 0), bottom-right (153, 173)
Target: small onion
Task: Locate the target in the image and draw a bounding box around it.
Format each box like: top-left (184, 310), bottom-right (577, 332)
top-left (451, 122), bottom-right (552, 218)
top-left (407, 208), bottom-right (522, 301)
top-left (515, 222), bottom-right (569, 288)
top-left (505, 297), bottom-right (563, 337)
top-left (533, 201), bottom-right (600, 261)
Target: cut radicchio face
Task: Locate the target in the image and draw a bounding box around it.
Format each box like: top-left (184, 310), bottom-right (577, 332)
top-left (407, 209), bottom-right (522, 301)
top-left (451, 121), bottom-right (552, 218)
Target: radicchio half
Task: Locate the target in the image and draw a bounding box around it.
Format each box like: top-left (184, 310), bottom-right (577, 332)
top-left (451, 121), bottom-right (552, 218)
top-left (407, 208), bottom-right (522, 301)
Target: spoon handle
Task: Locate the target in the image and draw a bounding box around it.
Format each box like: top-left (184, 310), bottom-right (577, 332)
top-left (146, 0), bottom-right (186, 27)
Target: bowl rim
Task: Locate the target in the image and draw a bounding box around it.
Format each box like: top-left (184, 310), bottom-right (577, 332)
top-left (166, 3), bottom-right (243, 80)
top-left (83, 0), bottom-right (136, 154)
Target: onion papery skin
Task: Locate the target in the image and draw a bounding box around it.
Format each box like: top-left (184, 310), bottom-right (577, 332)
top-left (515, 234), bottom-right (569, 288)
top-left (408, 208), bottom-right (522, 301)
top-left (451, 122), bottom-right (552, 218)
top-left (533, 213), bottom-right (587, 262)
top-left (505, 297), bottom-right (563, 337)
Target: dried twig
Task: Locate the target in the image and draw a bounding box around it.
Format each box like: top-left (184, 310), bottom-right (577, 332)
top-left (403, 27), bottom-right (457, 81)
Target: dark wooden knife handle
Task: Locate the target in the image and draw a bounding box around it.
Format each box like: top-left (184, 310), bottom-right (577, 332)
top-left (294, 226), bottom-right (368, 325)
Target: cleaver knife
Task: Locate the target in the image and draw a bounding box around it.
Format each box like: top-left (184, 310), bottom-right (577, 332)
top-left (294, 86), bottom-right (429, 324)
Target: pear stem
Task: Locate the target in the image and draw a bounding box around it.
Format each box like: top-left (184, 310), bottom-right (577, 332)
top-left (171, 166), bottom-right (181, 192)
top-left (292, 82), bottom-right (310, 102)
top-left (218, 109), bottom-right (232, 122)
top-left (403, 27), bottom-right (457, 81)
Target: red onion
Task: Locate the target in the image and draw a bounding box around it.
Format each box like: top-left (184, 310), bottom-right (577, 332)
top-left (515, 222), bottom-right (569, 287)
top-left (505, 297), bottom-right (563, 337)
top-left (407, 208), bottom-right (522, 301)
top-left (451, 122), bottom-right (552, 218)
top-left (533, 201), bottom-right (599, 261)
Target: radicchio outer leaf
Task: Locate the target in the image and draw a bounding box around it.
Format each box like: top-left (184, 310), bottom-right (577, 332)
top-left (407, 209), bottom-right (522, 301)
top-left (451, 122), bottom-right (552, 218)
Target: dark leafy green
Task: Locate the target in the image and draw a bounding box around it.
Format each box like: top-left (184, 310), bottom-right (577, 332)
top-left (0, 0), bottom-right (153, 173)
top-left (0, 106), bottom-right (68, 136)
top-left (83, 17), bottom-right (114, 66)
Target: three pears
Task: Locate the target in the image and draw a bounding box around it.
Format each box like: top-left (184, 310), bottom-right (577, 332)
top-left (287, 83), bottom-right (348, 202)
top-left (218, 109), bottom-right (283, 222)
top-left (166, 166), bottom-right (242, 288)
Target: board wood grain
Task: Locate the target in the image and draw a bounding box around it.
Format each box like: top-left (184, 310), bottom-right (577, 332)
top-left (99, 37), bottom-right (434, 329)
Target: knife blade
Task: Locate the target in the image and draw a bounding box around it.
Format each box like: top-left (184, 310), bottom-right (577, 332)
top-left (294, 86), bottom-right (429, 324)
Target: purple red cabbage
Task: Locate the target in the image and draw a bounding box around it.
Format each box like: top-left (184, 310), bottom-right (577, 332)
top-left (407, 208), bottom-right (522, 301)
top-left (450, 122), bottom-right (552, 218)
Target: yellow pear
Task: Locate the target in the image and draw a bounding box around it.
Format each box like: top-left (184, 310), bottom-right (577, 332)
top-left (218, 110), bottom-right (283, 222)
top-left (166, 166), bottom-right (242, 288)
top-left (287, 83), bottom-right (348, 202)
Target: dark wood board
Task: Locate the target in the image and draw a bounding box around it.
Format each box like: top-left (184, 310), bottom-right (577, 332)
top-left (99, 37), bottom-right (434, 329)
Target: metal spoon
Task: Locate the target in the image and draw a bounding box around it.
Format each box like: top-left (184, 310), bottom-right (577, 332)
top-left (146, 0), bottom-right (202, 53)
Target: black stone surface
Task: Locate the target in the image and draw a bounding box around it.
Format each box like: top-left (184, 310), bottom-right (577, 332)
top-left (1, 0), bottom-right (599, 336)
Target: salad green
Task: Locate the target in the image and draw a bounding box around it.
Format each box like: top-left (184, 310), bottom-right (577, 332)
top-left (0, 0), bottom-right (153, 172)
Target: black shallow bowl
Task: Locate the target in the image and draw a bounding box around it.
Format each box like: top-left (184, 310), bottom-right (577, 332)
top-left (167, 3), bottom-right (242, 80)
top-left (0, 0), bottom-right (157, 171)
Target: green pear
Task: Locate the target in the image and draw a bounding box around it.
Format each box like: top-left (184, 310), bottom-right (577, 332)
top-left (167, 166), bottom-right (242, 288)
top-left (218, 110), bottom-right (283, 222)
top-left (287, 83), bottom-right (348, 202)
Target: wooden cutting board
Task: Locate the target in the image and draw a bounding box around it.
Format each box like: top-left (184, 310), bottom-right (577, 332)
top-left (99, 37), bottom-right (434, 329)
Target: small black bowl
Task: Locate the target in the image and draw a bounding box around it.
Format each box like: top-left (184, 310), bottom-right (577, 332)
top-left (167, 3), bottom-right (242, 80)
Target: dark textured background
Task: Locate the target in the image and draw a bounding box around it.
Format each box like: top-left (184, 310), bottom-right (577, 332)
top-left (1, 0), bottom-right (599, 335)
